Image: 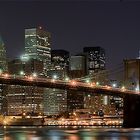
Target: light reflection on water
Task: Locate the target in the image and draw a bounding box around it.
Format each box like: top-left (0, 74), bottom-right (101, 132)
top-left (0, 126), bottom-right (140, 140)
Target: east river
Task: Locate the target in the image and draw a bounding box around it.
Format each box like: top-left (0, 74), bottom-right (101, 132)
top-left (0, 126), bottom-right (140, 140)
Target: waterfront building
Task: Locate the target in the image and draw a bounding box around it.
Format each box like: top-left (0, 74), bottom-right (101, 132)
top-left (44, 50), bottom-right (69, 116)
top-left (67, 54), bottom-right (86, 112)
top-left (44, 88), bottom-right (67, 116)
top-left (7, 58), bottom-right (44, 115)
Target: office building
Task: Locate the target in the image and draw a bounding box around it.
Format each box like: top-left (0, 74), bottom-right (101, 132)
top-left (0, 35), bottom-right (7, 72)
top-left (0, 35), bottom-right (8, 114)
top-left (83, 46), bottom-right (105, 74)
top-left (69, 54), bottom-right (86, 78)
top-left (7, 58), bottom-right (44, 115)
top-left (47, 50), bottom-right (69, 79)
top-left (44, 50), bottom-right (69, 115)
top-left (25, 27), bottom-right (51, 75)
top-left (44, 88), bottom-right (67, 116)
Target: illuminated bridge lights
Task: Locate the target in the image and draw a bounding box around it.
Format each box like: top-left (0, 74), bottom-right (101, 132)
top-left (0, 73), bottom-right (140, 96)
top-left (28, 76), bottom-right (33, 81)
top-left (71, 80), bottom-right (77, 86)
top-left (3, 73), bottom-right (9, 78)
top-left (121, 86), bottom-right (126, 92)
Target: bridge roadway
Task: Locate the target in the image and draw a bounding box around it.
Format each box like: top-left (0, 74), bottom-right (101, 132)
top-left (0, 74), bottom-right (139, 97)
top-left (0, 74), bottom-right (140, 128)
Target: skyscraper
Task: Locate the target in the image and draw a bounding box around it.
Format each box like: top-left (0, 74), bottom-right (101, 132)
top-left (44, 50), bottom-right (69, 115)
top-left (47, 49), bottom-right (69, 79)
top-left (25, 27), bottom-right (51, 75)
top-left (83, 46), bottom-right (105, 74)
top-left (0, 35), bottom-right (7, 115)
top-left (0, 35), bottom-right (7, 72)
top-left (69, 54), bottom-right (86, 78)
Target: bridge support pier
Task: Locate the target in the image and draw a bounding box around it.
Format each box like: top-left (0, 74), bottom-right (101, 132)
top-left (123, 94), bottom-right (140, 128)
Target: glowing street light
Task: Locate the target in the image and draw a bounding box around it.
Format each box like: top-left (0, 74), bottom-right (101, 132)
top-left (135, 87), bottom-right (139, 92)
top-left (20, 71), bottom-right (24, 76)
top-left (4, 73), bottom-right (9, 78)
top-left (96, 82), bottom-right (100, 86)
top-left (121, 86), bottom-right (126, 91)
top-left (112, 83), bottom-right (117, 88)
top-left (53, 74), bottom-right (58, 80)
top-left (86, 79), bottom-right (90, 83)
top-left (65, 77), bottom-right (69, 82)
top-left (33, 72), bottom-right (37, 78)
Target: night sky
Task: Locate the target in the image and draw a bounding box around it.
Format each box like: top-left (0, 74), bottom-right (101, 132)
top-left (0, 0), bottom-right (140, 69)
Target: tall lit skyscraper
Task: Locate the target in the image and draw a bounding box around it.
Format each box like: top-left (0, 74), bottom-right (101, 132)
top-left (83, 46), bottom-right (105, 74)
top-left (0, 35), bottom-right (7, 115)
top-left (25, 27), bottom-right (51, 75)
top-left (0, 35), bottom-right (7, 72)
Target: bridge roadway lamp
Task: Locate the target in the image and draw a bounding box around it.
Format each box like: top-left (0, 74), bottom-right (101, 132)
top-left (121, 86), bottom-right (126, 91)
top-left (33, 72), bottom-right (37, 78)
top-left (96, 82), bottom-right (100, 86)
top-left (53, 74), bottom-right (58, 80)
top-left (86, 79), bottom-right (90, 84)
top-left (112, 83), bottom-right (117, 88)
top-left (135, 87), bottom-right (139, 92)
top-left (20, 71), bottom-right (25, 76)
top-left (65, 77), bottom-right (69, 82)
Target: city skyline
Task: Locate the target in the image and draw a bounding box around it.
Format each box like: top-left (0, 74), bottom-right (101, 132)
top-left (0, 1), bottom-right (140, 70)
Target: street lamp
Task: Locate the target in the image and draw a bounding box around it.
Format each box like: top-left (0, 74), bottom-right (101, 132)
top-left (53, 74), bottom-right (57, 80)
top-left (112, 83), bottom-right (117, 88)
top-left (20, 71), bottom-right (24, 76)
top-left (33, 72), bottom-right (37, 78)
top-left (96, 82), bottom-right (100, 86)
top-left (65, 77), bottom-right (69, 82)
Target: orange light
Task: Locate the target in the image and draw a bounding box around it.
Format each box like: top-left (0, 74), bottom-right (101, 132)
top-left (28, 76), bottom-right (33, 80)
top-left (71, 80), bottom-right (76, 86)
top-left (4, 74), bottom-right (9, 78)
top-left (51, 79), bottom-right (55, 83)
top-left (107, 86), bottom-right (111, 89)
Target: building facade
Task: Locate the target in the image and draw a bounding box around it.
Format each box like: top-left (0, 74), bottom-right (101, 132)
top-left (83, 46), bottom-right (105, 74)
top-left (47, 49), bottom-right (69, 79)
top-left (7, 58), bottom-right (44, 115)
top-left (25, 27), bottom-right (51, 75)
top-left (0, 36), bottom-right (7, 72)
top-left (0, 35), bottom-right (8, 115)
top-left (69, 55), bottom-right (86, 78)
top-left (43, 50), bottom-right (69, 115)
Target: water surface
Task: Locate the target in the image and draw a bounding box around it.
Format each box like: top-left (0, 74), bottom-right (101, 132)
top-left (0, 126), bottom-right (140, 140)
